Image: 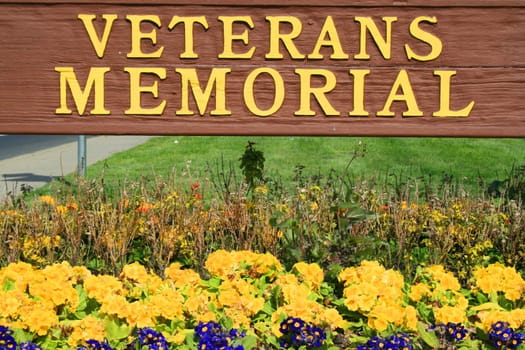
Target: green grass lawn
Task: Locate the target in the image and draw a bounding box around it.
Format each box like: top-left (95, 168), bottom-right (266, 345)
top-left (77, 136), bottom-right (524, 197)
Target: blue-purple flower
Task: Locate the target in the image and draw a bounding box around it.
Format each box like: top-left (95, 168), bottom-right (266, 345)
top-left (76, 339), bottom-right (113, 350)
top-left (430, 322), bottom-right (469, 343)
top-left (488, 322), bottom-right (525, 349)
top-left (136, 328), bottom-right (169, 350)
top-left (19, 342), bottom-right (43, 350)
top-left (194, 321), bottom-right (245, 350)
top-left (0, 325), bottom-right (16, 350)
top-left (357, 333), bottom-right (413, 350)
top-left (278, 317), bottom-right (326, 349)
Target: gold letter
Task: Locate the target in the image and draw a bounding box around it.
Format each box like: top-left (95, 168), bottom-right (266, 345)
top-left (433, 70), bottom-right (474, 117)
top-left (377, 69), bottom-right (423, 117)
top-left (348, 69), bottom-right (370, 117)
top-left (354, 16), bottom-right (397, 60)
top-left (126, 15), bottom-right (164, 58)
top-left (405, 16), bottom-right (442, 62)
top-left (244, 68), bottom-right (284, 117)
top-left (175, 68), bottom-right (231, 116)
top-left (265, 16), bottom-right (305, 59)
top-left (55, 67), bottom-right (110, 115)
top-left (124, 67), bottom-right (167, 115)
top-left (308, 16), bottom-right (349, 60)
top-left (294, 69), bottom-right (339, 116)
top-left (218, 16), bottom-right (255, 59)
top-left (78, 14), bottom-right (118, 58)
top-left (168, 16), bottom-right (209, 59)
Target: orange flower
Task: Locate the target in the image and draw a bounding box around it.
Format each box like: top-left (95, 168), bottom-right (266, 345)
top-left (39, 195), bottom-right (56, 206)
top-left (136, 202), bottom-right (154, 214)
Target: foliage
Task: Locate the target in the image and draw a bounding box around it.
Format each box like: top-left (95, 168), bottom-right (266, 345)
top-left (45, 136), bottom-right (525, 198)
top-left (0, 157), bottom-right (524, 280)
top-left (0, 136), bottom-right (524, 349)
top-left (239, 141), bottom-right (265, 191)
top-left (0, 254), bottom-right (524, 349)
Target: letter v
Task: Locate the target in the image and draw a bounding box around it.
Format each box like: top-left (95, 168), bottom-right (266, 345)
top-left (78, 14), bottom-right (118, 58)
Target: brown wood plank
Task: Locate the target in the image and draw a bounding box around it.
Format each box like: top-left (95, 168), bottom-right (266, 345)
top-left (1, 0), bottom-right (523, 7)
top-left (0, 1), bottom-right (524, 136)
top-left (1, 66), bottom-right (523, 136)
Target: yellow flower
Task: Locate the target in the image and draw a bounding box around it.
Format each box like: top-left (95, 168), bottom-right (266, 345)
top-left (84, 274), bottom-right (127, 302)
top-left (409, 283), bottom-right (432, 302)
top-left (17, 301), bottom-right (58, 336)
top-left (0, 262), bottom-right (35, 293)
top-left (367, 305), bottom-right (391, 331)
top-left (165, 329), bottom-right (191, 345)
top-left (148, 288), bottom-right (185, 320)
top-left (318, 308), bottom-right (348, 330)
top-left (273, 299), bottom-right (323, 325)
top-left (126, 300), bottom-right (156, 328)
top-left (404, 305), bottom-right (418, 331)
top-left (55, 205), bottom-right (68, 215)
top-left (184, 289), bottom-right (216, 319)
top-left (475, 309), bottom-right (525, 331)
top-left (474, 263), bottom-right (525, 302)
top-left (99, 294), bottom-right (129, 319)
top-left (433, 305), bottom-right (467, 324)
top-left (0, 290), bottom-right (26, 318)
top-left (120, 262), bottom-right (164, 294)
top-left (254, 185), bottom-right (268, 195)
top-left (225, 308), bottom-right (252, 329)
top-left (39, 195), bottom-right (56, 206)
top-left (426, 265), bottom-right (461, 291)
top-left (164, 263), bottom-right (201, 288)
top-left (67, 316), bottom-right (107, 347)
top-left (343, 283), bottom-right (379, 313)
top-left (293, 262), bottom-right (324, 290)
top-left (205, 250), bottom-right (282, 279)
top-left (218, 287), bottom-right (240, 307)
top-left (281, 283), bottom-right (312, 304)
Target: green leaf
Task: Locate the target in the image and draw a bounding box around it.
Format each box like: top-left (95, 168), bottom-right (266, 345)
top-left (417, 321), bottom-right (439, 348)
top-left (12, 328), bottom-right (33, 343)
top-left (202, 276), bottom-right (222, 290)
top-left (105, 317), bottom-right (132, 341)
top-left (458, 339), bottom-right (484, 350)
top-left (2, 278), bottom-right (15, 292)
top-left (240, 334), bottom-right (258, 349)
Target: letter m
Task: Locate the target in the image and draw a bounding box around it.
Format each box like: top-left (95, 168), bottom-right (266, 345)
top-left (55, 67), bottom-right (110, 115)
top-left (175, 68), bottom-right (231, 116)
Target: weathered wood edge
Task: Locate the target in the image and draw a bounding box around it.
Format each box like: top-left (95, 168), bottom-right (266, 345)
top-left (0, 0), bottom-right (524, 6)
top-left (1, 118), bottom-right (524, 138)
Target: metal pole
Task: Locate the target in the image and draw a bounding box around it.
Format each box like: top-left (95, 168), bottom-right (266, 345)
top-left (77, 135), bottom-right (87, 177)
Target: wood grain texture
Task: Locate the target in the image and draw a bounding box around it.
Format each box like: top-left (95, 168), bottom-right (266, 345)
top-left (1, 0), bottom-right (523, 7)
top-left (0, 1), bottom-right (523, 136)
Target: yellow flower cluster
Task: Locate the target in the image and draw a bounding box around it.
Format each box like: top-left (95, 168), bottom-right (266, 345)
top-left (217, 278), bottom-right (265, 328)
top-left (205, 249), bottom-right (283, 279)
top-left (0, 250), bottom-right (347, 347)
top-left (338, 260), bottom-right (417, 331)
top-left (272, 266), bottom-right (346, 334)
top-left (0, 262), bottom-right (82, 336)
top-left (1, 250), bottom-right (524, 348)
top-left (472, 263), bottom-right (525, 331)
top-left (474, 262), bottom-right (525, 302)
top-left (409, 265), bottom-right (468, 325)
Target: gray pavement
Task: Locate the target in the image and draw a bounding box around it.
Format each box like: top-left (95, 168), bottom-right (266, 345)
top-left (0, 135), bottom-right (154, 199)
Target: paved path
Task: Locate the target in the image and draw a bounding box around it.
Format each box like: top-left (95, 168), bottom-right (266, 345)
top-left (0, 135), bottom-right (154, 199)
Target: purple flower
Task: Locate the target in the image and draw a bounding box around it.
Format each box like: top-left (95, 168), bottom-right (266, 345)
top-left (136, 328), bottom-right (169, 350)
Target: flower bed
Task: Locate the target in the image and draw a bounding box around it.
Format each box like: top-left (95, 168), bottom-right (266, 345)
top-left (0, 250), bottom-right (524, 349)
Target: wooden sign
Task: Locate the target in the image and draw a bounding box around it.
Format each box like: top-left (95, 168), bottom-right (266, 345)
top-left (0, 0), bottom-right (524, 136)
